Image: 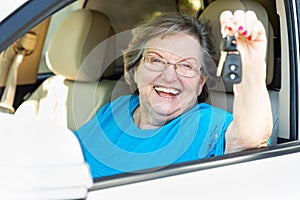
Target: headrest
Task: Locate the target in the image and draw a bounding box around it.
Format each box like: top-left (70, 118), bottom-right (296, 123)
top-left (46, 9), bottom-right (115, 82)
top-left (199, 0), bottom-right (274, 92)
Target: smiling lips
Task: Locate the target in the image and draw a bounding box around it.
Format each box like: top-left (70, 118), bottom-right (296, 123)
top-left (154, 86), bottom-right (180, 99)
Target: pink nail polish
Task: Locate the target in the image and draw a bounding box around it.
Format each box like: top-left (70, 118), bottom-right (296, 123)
top-left (242, 30), bottom-right (248, 36)
top-left (238, 26), bottom-right (243, 31)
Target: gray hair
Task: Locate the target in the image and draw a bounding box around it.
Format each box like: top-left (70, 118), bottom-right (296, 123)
top-left (123, 12), bottom-right (217, 103)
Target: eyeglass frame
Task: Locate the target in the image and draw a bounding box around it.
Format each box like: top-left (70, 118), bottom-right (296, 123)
top-left (141, 53), bottom-right (201, 78)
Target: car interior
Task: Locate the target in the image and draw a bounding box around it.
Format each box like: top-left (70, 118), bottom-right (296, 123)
top-left (0, 0), bottom-right (292, 172)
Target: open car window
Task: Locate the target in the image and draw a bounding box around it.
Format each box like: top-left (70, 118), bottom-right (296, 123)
top-left (0, 0), bottom-right (299, 199)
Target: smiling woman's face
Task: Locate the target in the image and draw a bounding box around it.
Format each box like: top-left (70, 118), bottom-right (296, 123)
top-left (133, 33), bottom-right (206, 128)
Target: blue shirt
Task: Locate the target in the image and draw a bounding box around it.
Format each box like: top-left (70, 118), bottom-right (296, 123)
top-left (74, 95), bottom-right (233, 178)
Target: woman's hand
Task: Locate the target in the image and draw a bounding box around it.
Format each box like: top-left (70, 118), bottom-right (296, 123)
top-left (220, 10), bottom-right (273, 153)
top-left (220, 10), bottom-right (267, 84)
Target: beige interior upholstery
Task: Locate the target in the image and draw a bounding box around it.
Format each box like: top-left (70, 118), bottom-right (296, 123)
top-left (15, 9), bottom-right (117, 131)
top-left (85, 0), bottom-right (178, 68)
top-left (199, 0), bottom-right (278, 144)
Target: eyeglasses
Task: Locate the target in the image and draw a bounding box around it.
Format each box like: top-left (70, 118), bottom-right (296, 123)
top-left (142, 54), bottom-right (200, 78)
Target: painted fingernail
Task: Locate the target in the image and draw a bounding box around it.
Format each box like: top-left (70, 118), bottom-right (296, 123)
top-left (242, 30), bottom-right (248, 36)
top-left (228, 27), bottom-right (232, 31)
top-left (247, 35), bottom-right (252, 41)
top-left (238, 26), bottom-right (243, 31)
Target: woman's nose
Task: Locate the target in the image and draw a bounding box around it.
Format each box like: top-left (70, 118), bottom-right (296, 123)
top-left (160, 64), bottom-right (178, 82)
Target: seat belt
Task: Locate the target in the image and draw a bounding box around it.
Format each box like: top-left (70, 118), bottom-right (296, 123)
top-left (0, 32), bottom-right (37, 114)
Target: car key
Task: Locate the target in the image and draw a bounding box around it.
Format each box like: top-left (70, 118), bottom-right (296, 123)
top-left (216, 35), bottom-right (242, 83)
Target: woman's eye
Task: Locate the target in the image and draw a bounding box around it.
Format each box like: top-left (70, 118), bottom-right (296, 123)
top-left (150, 57), bottom-right (163, 64)
top-left (179, 63), bottom-right (192, 70)
top-left (153, 58), bottom-right (162, 63)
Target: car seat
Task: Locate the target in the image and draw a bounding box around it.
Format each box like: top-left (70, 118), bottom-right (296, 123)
top-left (15, 9), bottom-right (118, 131)
top-left (84, 0), bottom-right (178, 72)
top-left (199, 0), bottom-right (278, 144)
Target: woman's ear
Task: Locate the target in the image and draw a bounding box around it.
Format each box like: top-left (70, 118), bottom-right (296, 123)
top-left (198, 75), bottom-right (207, 96)
top-left (133, 59), bottom-right (143, 83)
top-left (133, 67), bottom-right (138, 83)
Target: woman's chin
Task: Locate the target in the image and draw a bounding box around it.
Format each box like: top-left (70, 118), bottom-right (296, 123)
top-left (151, 103), bottom-right (182, 118)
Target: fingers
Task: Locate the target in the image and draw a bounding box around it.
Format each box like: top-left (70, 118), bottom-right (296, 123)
top-left (220, 10), bottom-right (236, 36)
top-left (250, 20), bottom-right (266, 41)
top-left (220, 10), bottom-right (266, 41)
top-left (234, 10), bottom-right (247, 36)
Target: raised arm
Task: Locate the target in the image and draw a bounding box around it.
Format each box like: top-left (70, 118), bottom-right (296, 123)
top-left (221, 10), bottom-right (273, 153)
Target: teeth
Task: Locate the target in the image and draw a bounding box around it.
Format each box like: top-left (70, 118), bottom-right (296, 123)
top-left (154, 86), bottom-right (180, 95)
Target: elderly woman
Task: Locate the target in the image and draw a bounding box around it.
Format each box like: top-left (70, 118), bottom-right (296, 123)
top-left (75, 11), bottom-right (272, 178)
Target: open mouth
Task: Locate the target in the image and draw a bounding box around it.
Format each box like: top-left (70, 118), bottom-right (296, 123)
top-left (154, 86), bottom-right (181, 99)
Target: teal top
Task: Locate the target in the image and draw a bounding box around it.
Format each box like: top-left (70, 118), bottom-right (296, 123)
top-left (74, 95), bottom-right (233, 178)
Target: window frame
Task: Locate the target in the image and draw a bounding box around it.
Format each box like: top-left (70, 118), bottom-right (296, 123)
top-left (90, 140), bottom-right (300, 190)
top-left (0, 0), bottom-right (76, 53)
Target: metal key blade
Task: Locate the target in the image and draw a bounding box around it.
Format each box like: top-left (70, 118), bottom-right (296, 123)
top-left (216, 50), bottom-right (227, 77)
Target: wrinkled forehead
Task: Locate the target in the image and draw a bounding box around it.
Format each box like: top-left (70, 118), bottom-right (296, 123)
top-left (143, 33), bottom-right (201, 59)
